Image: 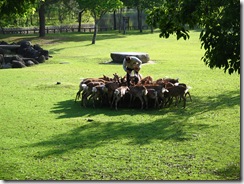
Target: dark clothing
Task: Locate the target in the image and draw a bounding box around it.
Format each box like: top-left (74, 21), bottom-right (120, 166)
top-left (123, 56), bottom-right (142, 87)
top-left (126, 67), bottom-right (133, 72)
top-left (126, 67), bottom-right (139, 86)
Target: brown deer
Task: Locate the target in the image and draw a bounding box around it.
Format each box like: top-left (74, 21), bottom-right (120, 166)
top-left (164, 85), bottom-right (189, 108)
top-left (128, 85), bottom-right (148, 109)
top-left (111, 86), bottom-right (130, 110)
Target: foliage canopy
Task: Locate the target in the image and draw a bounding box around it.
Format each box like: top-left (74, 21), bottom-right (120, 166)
top-left (147, 0), bottom-right (240, 74)
top-left (0, 0), bottom-right (36, 27)
top-left (76, 0), bottom-right (123, 44)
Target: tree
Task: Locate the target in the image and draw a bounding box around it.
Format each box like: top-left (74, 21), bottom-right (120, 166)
top-left (121, 0), bottom-right (165, 33)
top-left (38, 0), bottom-right (62, 37)
top-left (147, 0), bottom-right (240, 74)
top-left (39, 0), bottom-right (45, 37)
top-left (121, 0), bottom-right (143, 32)
top-left (76, 0), bottom-right (123, 44)
top-left (0, 0), bottom-right (36, 16)
top-left (0, 0), bottom-right (36, 29)
top-left (76, 0), bottom-right (87, 32)
top-left (38, 0), bottom-right (78, 37)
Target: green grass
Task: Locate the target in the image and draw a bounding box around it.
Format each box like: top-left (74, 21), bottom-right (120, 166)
top-left (0, 30), bottom-right (240, 180)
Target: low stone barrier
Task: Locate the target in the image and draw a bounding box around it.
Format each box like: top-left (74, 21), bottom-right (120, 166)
top-left (110, 52), bottom-right (150, 63)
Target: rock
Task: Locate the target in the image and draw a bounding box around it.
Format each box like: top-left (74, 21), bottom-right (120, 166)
top-left (2, 63), bottom-right (12, 69)
top-left (37, 55), bottom-right (45, 63)
top-left (12, 60), bottom-right (26, 68)
top-left (25, 60), bottom-right (35, 66)
top-left (0, 54), bottom-right (4, 65)
top-left (0, 40), bottom-right (51, 70)
top-left (110, 52), bottom-right (150, 63)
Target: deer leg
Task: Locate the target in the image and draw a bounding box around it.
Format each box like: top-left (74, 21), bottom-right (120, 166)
top-left (144, 96), bottom-right (148, 109)
top-left (158, 94), bottom-right (165, 108)
top-left (92, 93), bottom-right (98, 108)
top-left (81, 92), bottom-right (87, 107)
top-left (82, 91), bottom-right (92, 108)
top-left (168, 97), bottom-right (173, 107)
top-left (175, 96), bottom-right (179, 107)
top-left (155, 97), bottom-right (159, 108)
top-left (186, 92), bottom-right (192, 101)
top-left (138, 96), bottom-right (144, 110)
top-left (107, 91), bottom-right (113, 106)
top-left (75, 90), bottom-right (81, 102)
top-left (129, 94), bottom-right (134, 107)
top-left (115, 97), bottom-right (120, 110)
top-left (182, 95), bottom-right (186, 108)
top-left (111, 95), bottom-right (115, 108)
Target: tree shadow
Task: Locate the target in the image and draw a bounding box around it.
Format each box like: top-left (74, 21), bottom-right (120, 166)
top-left (23, 89), bottom-right (240, 158)
top-left (0, 31), bottom-right (127, 45)
top-left (24, 116), bottom-right (212, 158)
top-left (1, 30), bottom-right (161, 47)
top-left (212, 163), bottom-right (240, 180)
top-left (50, 89), bottom-right (240, 119)
top-left (0, 162), bottom-right (20, 180)
top-left (189, 89), bottom-right (240, 115)
top-left (40, 32), bottom-right (129, 55)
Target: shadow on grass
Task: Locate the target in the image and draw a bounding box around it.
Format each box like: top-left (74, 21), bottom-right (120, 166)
top-left (212, 163), bottom-right (240, 180)
top-left (0, 163), bottom-right (20, 180)
top-left (1, 30), bottom-right (155, 45)
top-left (50, 89), bottom-right (240, 119)
top-left (24, 89), bottom-right (240, 158)
top-left (26, 117), bottom-right (211, 158)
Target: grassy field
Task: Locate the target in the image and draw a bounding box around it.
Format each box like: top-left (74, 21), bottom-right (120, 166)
top-left (0, 30), bottom-right (240, 180)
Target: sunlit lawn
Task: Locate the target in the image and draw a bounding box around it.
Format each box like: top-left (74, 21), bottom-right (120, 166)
top-left (0, 30), bottom-right (240, 180)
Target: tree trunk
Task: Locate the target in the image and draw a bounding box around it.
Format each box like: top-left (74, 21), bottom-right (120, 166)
top-left (30, 14), bottom-right (33, 25)
top-left (39, 2), bottom-right (45, 37)
top-left (118, 8), bottom-right (122, 33)
top-left (78, 10), bottom-right (84, 32)
top-left (137, 7), bottom-right (142, 33)
top-left (113, 10), bottom-right (117, 30)
top-left (92, 21), bottom-right (97, 44)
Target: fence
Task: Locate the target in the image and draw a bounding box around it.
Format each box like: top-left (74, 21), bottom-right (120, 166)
top-left (0, 24), bottom-right (150, 35)
top-left (0, 24), bottom-right (92, 34)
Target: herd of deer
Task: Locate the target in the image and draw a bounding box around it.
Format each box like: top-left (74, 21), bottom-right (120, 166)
top-left (75, 73), bottom-right (192, 110)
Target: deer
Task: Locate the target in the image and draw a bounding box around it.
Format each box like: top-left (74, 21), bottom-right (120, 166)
top-left (81, 81), bottom-right (105, 107)
top-left (164, 85), bottom-right (189, 108)
top-left (111, 86), bottom-right (130, 110)
top-left (128, 85), bottom-right (148, 109)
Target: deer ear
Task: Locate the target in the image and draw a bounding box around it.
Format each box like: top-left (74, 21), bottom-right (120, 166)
top-left (82, 84), bottom-right (88, 90)
top-left (162, 88), bottom-right (169, 93)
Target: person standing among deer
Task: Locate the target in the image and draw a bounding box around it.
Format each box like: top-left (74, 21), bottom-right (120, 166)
top-left (123, 56), bottom-right (142, 86)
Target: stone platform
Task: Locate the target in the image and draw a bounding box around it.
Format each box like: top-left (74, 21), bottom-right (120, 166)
top-left (110, 52), bottom-right (150, 63)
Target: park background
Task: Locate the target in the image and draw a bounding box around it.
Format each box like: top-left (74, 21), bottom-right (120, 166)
top-left (0, 0), bottom-right (240, 181)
